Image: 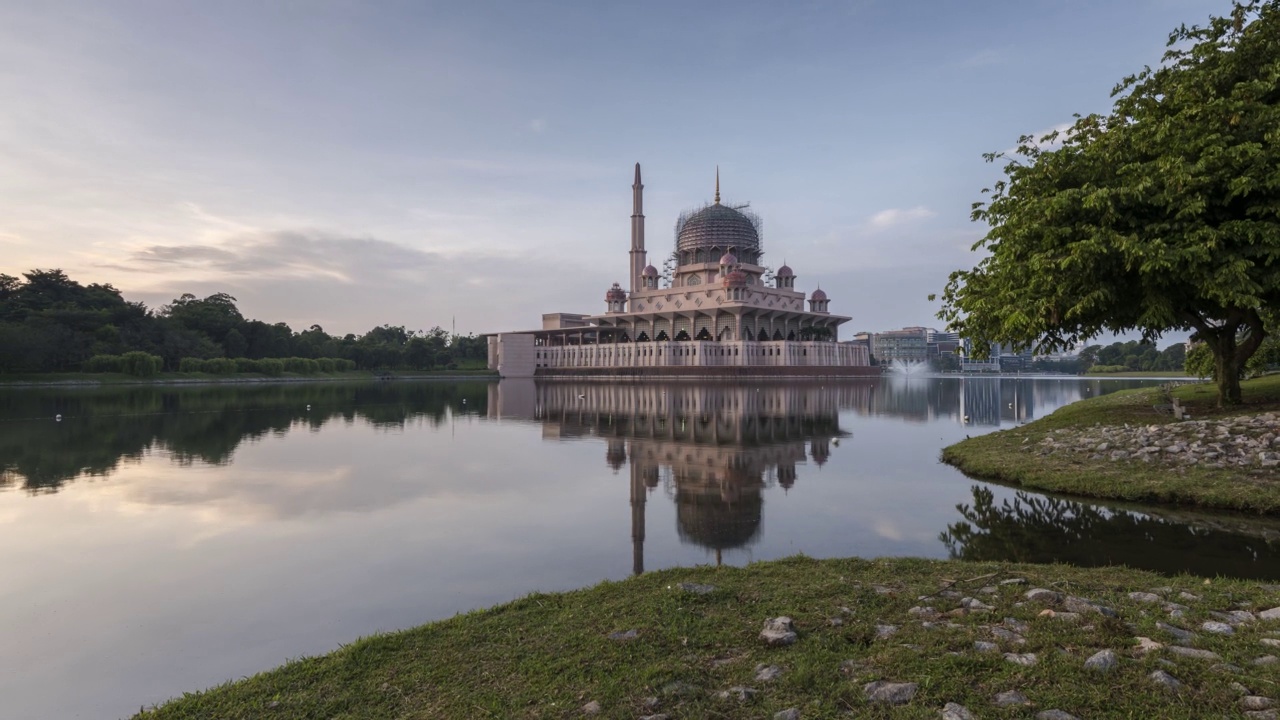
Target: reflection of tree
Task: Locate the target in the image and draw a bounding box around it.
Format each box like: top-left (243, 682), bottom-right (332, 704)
top-left (941, 486), bottom-right (1280, 579)
top-left (0, 382), bottom-right (492, 493)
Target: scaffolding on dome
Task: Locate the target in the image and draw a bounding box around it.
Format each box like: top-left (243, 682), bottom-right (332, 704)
top-left (674, 201), bottom-right (764, 258)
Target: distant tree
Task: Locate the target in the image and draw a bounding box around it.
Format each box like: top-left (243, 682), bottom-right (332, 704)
top-left (937, 2), bottom-right (1280, 406)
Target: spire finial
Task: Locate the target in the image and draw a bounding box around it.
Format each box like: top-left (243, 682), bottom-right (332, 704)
top-left (714, 166), bottom-right (720, 204)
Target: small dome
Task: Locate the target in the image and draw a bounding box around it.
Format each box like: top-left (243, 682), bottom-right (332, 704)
top-left (642, 264), bottom-right (658, 277)
top-left (606, 283), bottom-right (627, 302)
top-left (718, 251), bottom-right (738, 266)
top-left (776, 264), bottom-right (794, 277)
top-left (810, 288), bottom-right (828, 301)
top-left (724, 270), bottom-right (748, 288)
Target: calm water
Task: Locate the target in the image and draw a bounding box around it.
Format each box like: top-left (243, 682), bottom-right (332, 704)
top-left (3, 377), bottom-right (1279, 719)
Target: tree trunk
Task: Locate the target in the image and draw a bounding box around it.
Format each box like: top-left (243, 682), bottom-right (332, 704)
top-left (1214, 343), bottom-right (1242, 407)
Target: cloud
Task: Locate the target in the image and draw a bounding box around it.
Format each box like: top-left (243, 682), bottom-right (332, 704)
top-left (867, 206), bottom-right (935, 231)
top-left (528, 118), bottom-right (547, 133)
top-left (1001, 121), bottom-right (1075, 155)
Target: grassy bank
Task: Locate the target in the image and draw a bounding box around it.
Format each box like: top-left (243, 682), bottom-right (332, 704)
top-left (942, 375), bottom-right (1280, 514)
top-left (0, 368), bottom-right (497, 386)
top-left (134, 556), bottom-right (1280, 719)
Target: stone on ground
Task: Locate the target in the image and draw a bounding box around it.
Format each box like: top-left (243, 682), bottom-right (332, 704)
top-left (864, 681), bottom-right (918, 705)
top-left (760, 617), bottom-right (798, 647)
top-left (1262, 638), bottom-right (1280, 648)
top-left (716, 686), bottom-right (756, 702)
top-left (995, 690), bottom-right (1030, 706)
top-left (974, 641), bottom-right (998, 653)
top-left (941, 702), bottom-right (975, 720)
top-left (1134, 637), bottom-right (1163, 654)
top-left (582, 700), bottom-right (600, 714)
top-left (1203, 621), bottom-right (1235, 635)
top-left (1260, 606), bottom-right (1280, 620)
top-left (755, 664), bottom-right (783, 682)
top-left (875, 624), bottom-right (899, 639)
top-left (1149, 669), bottom-right (1182, 691)
top-left (1129, 591), bottom-right (1162, 603)
top-left (1242, 697), bottom-right (1276, 711)
top-left (1168, 645), bottom-right (1219, 660)
top-left (1084, 649), bottom-right (1117, 672)
top-left (1004, 652), bottom-right (1038, 666)
top-left (1025, 588), bottom-right (1063, 602)
top-left (607, 629), bottom-right (638, 641)
top-left (773, 709), bottom-right (800, 720)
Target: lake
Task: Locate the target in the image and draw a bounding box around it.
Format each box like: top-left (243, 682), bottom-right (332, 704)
top-left (2, 377), bottom-right (1279, 719)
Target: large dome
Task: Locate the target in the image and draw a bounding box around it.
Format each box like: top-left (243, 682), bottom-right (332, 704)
top-left (675, 203), bottom-right (762, 256)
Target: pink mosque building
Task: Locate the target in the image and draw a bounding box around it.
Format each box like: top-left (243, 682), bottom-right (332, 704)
top-left (487, 164), bottom-right (873, 377)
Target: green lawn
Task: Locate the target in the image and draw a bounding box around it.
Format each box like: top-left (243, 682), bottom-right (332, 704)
top-left (133, 556), bottom-right (1280, 719)
top-left (942, 375), bottom-right (1280, 513)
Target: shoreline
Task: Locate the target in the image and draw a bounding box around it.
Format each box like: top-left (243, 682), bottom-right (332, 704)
top-left (942, 376), bottom-right (1280, 514)
top-left (133, 555), bottom-right (1280, 720)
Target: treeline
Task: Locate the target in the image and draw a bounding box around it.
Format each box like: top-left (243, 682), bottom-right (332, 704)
top-left (1079, 340), bottom-right (1185, 373)
top-left (0, 269), bottom-right (487, 374)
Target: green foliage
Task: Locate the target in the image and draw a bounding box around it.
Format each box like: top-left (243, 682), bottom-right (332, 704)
top-left (1085, 364), bottom-right (1130, 374)
top-left (120, 351), bottom-right (162, 377)
top-left (1185, 343), bottom-right (1215, 379)
top-left (257, 358), bottom-right (284, 376)
top-left (939, 2), bottom-right (1280, 406)
top-left (202, 358), bottom-right (236, 375)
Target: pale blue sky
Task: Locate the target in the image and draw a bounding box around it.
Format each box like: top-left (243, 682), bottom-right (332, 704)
top-left (0, 0), bottom-right (1219, 337)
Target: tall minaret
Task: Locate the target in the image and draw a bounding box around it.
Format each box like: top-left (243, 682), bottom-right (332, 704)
top-left (629, 163), bottom-right (646, 295)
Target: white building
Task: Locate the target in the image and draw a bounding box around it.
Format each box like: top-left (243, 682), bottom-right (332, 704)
top-left (488, 165), bottom-right (874, 378)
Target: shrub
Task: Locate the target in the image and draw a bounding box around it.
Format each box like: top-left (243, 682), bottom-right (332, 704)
top-left (202, 358), bottom-right (236, 375)
top-left (234, 358), bottom-right (259, 373)
top-left (179, 358), bottom-right (205, 373)
top-left (1085, 365), bottom-right (1130, 374)
top-left (121, 351), bottom-right (162, 377)
top-left (258, 358), bottom-right (284, 376)
top-left (317, 358), bottom-right (336, 373)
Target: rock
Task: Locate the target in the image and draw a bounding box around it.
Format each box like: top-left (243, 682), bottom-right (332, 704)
top-left (608, 629), bottom-right (638, 641)
top-left (1004, 652), bottom-right (1038, 666)
top-left (1003, 617), bottom-right (1030, 633)
top-left (773, 709), bottom-right (800, 720)
top-left (872, 584), bottom-right (894, 594)
top-left (994, 690), bottom-right (1029, 706)
top-left (1026, 588), bottom-right (1063, 603)
top-left (1245, 711), bottom-right (1278, 720)
top-left (582, 700), bottom-right (601, 714)
top-left (827, 617), bottom-right (844, 627)
top-left (1179, 591), bottom-right (1201, 601)
top-left (1262, 638), bottom-right (1280, 648)
top-left (641, 696), bottom-right (660, 709)
top-left (991, 627), bottom-right (1026, 644)
top-left (1203, 621), bottom-right (1235, 635)
top-left (1047, 611), bottom-right (1083, 623)
top-left (908, 606), bottom-right (937, 616)
top-left (1036, 711), bottom-right (1081, 720)
top-left (1242, 697), bottom-right (1276, 711)
top-left (1213, 663), bottom-right (1246, 674)
top-left (1064, 595), bottom-right (1116, 617)
top-left (761, 617), bottom-right (798, 647)
top-left (941, 702), bottom-right (975, 720)
top-left (1222, 610), bottom-right (1257, 625)
top-left (1129, 591), bottom-right (1162, 603)
top-left (1254, 655), bottom-right (1278, 666)
top-left (974, 641), bottom-right (998, 653)
top-left (677, 582), bottom-right (716, 595)
top-left (863, 681), bottom-right (918, 705)
top-left (980, 585), bottom-right (998, 594)
top-left (1133, 637), bottom-right (1164, 655)
top-left (1156, 622), bottom-right (1195, 641)
top-left (961, 597), bottom-right (994, 611)
top-left (1149, 669), bottom-right (1182, 691)
top-left (1085, 649), bottom-right (1118, 672)
top-left (1000, 578), bottom-right (1027, 585)
top-left (875, 624), bottom-right (898, 640)
top-left (755, 664), bottom-right (783, 682)
top-left (1232, 682), bottom-right (1253, 694)
top-left (715, 686), bottom-right (756, 702)
top-left (1169, 646), bottom-right (1220, 660)
top-left (1260, 607), bottom-right (1280, 620)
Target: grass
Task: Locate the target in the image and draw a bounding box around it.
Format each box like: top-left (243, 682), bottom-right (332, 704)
top-left (942, 375), bottom-right (1280, 514)
top-left (133, 556), bottom-right (1280, 719)
top-left (0, 368), bottom-right (498, 386)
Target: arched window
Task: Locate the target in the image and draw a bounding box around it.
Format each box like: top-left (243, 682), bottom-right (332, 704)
top-left (687, 275), bottom-right (701, 286)
top-left (696, 327), bottom-right (711, 341)
top-left (675, 330), bottom-right (691, 341)
top-left (656, 330), bottom-right (670, 341)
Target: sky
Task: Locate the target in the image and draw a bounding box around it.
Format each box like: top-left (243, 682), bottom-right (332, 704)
top-left (0, 0), bottom-right (1223, 339)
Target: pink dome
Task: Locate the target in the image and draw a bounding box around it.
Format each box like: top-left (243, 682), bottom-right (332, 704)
top-left (776, 264), bottom-right (794, 277)
top-left (723, 270), bottom-right (748, 288)
top-left (605, 283), bottom-right (627, 302)
top-left (642, 264), bottom-right (658, 277)
top-left (810, 288), bottom-right (828, 301)
top-left (718, 251), bottom-right (738, 266)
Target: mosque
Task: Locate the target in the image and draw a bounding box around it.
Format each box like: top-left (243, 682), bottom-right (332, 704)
top-left (486, 164), bottom-right (873, 377)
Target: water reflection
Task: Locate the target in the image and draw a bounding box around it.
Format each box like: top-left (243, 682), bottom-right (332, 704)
top-left (494, 383), bottom-right (853, 572)
top-left (941, 486), bottom-right (1280, 580)
top-left (0, 382), bottom-right (490, 493)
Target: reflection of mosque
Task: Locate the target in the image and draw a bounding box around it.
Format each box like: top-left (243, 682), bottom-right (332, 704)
top-left (489, 381), bottom-right (852, 574)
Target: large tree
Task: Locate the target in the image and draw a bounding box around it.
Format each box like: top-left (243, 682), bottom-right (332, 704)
top-left (937, 1), bottom-right (1280, 406)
